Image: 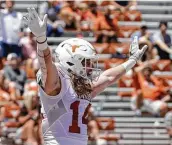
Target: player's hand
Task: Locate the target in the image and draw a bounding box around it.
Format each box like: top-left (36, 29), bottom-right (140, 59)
top-left (23, 7), bottom-right (47, 38)
top-left (129, 36), bottom-right (148, 62)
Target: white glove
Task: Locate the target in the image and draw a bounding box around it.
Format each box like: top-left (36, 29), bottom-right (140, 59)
top-left (129, 36), bottom-right (148, 62)
top-left (23, 7), bottom-right (47, 44)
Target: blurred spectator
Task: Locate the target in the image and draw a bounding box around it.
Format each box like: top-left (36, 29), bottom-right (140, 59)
top-left (113, 0), bottom-right (137, 12)
top-left (59, 3), bottom-right (80, 31)
top-left (79, 2), bottom-right (101, 32)
top-left (131, 25), bottom-right (158, 62)
top-left (93, 5), bottom-right (119, 43)
top-left (16, 92), bottom-right (42, 145)
top-left (100, 1), bottom-right (115, 7)
top-left (0, 100), bottom-right (21, 140)
top-left (0, 0), bottom-right (5, 10)
top-left (0, 1), bottom-right (3, 9)
top-left (39, 0), bottom-right (62, 18)
top-left (3, 53), bottom-right (27, 95)
top-left (131, 25), bottom-right (160, 73)
top-left (153, 21), bottom-right (172, 59)
top-left (88, 107), bottom-right (107, 145)
top-left (131, 25), bottom-right (153, 43)
top-left (138, 43), bottom-right (159, 66)
top-left (39, 0), bottom-right (65, 37)
top-left (19, 28), bottom-right (37, 59)
top-left (0, 93), bottom-right (42, 145)
top-left (0, 70), bottom-right (10, 101)
top-left (77, 2), bottom-right (94, 31)
top-left (0, 2), bottom-right (3, 57)
top-left (131, 66), bottom-right (169, 117)
top-left (0, 69), bottom-right (20, 101)
top-left (134, 43), bottom-right (159, 73)
top-left (24, 80), bottom-right (38, 95)
top-left (165, 111), bottom-right (172, 137)
top-left (0, 100), bottom-right (20, 124)
top-left (88, 107), bottom-right (119, 145)
top-left (32, 58), bottom-right (40, 76)
top-left (0, 0), bottom-right (23, 57)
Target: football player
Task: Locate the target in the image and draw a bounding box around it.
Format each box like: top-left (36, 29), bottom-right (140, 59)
top-left (23, 8), bottom-right (147, 145)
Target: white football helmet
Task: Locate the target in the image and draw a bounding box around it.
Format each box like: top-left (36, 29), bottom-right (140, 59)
top-left (54, 38), bottom-right (101, 81)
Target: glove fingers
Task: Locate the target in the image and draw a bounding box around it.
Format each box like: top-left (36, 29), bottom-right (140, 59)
top-left (133, 36), bottom-right (138, 44)
top-left (27, 7), bottom-right (32, 17)
top-left (31, 7), bottom-right (38, 19)
top-left (130, 36), bottom-right (138, 50)
top-left (22, 16), bottom-right (29, 27)
top-left (141, 45), bottom-right (148, 54)
top-left (130, 43), bottom-right (138, 55)
top-left (27, 8), bottom-right (33, 23)
top-left (23, 13), bottom-right (31, 27)
top-left (43, 14), bottom-right (48, 26)
top-left (27, 7), bottom-right (35, 21)
top-left (23, 13), bottom-right (29, 21)
top-left (30, 8), bottom-right (35, 20)
top-left (27, 7), bottom-right (30, 13)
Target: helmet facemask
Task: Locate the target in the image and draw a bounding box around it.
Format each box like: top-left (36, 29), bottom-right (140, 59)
top-left (81, 58), bottom-right (101, 81)
top-left (66, 53), bottom-right (101, 82)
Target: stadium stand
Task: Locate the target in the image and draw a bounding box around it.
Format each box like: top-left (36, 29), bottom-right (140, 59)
top-left (0, 0), bottom-right (172, 145)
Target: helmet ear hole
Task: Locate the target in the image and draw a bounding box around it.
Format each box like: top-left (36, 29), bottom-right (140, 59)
top-left (66, 62), bottom-right (74, 66)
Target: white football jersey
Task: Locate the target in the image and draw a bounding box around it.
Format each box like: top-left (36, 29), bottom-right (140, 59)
top-left (37, 66), bottom-right (91, 145)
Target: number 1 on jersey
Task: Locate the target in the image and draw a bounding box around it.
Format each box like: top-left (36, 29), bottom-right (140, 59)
top-left (69, 101), bottom-right (91, 134)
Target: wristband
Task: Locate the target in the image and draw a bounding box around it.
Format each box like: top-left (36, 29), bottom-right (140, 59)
top-left (36, 35), bottom-right (48, 51)
top-left (36, 38), bottom-right (47, 44)
top-left (121, 59), bottom-right (136, 72)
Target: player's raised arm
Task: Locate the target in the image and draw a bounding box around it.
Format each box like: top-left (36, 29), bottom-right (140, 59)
top-left (23, 8), bottom-right (60, 95)
top-left (92, 36), bottom-right (148, 97)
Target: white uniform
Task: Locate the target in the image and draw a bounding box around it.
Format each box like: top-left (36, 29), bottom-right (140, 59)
top-left (37, 66), bottom-right (91, 145)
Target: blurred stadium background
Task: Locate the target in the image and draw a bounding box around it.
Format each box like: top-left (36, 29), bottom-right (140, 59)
top-left (0, 0), bottom-right (172, 145)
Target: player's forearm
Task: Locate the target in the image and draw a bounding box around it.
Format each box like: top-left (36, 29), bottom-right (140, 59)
top-left (38, 48), bottom-right (53, 70)
top-left (37, 36), bottom-right (60, 92)
top-left (37, 35), bottom-right (49, 74)
top-left (102, 65), bottom-right (125, 81)
top-left (37, 35), bottom-right (54, 86)
top-left (111, 59), bottom-right (136, 81)
top-left (102, 59), bottom-right (136, 82)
